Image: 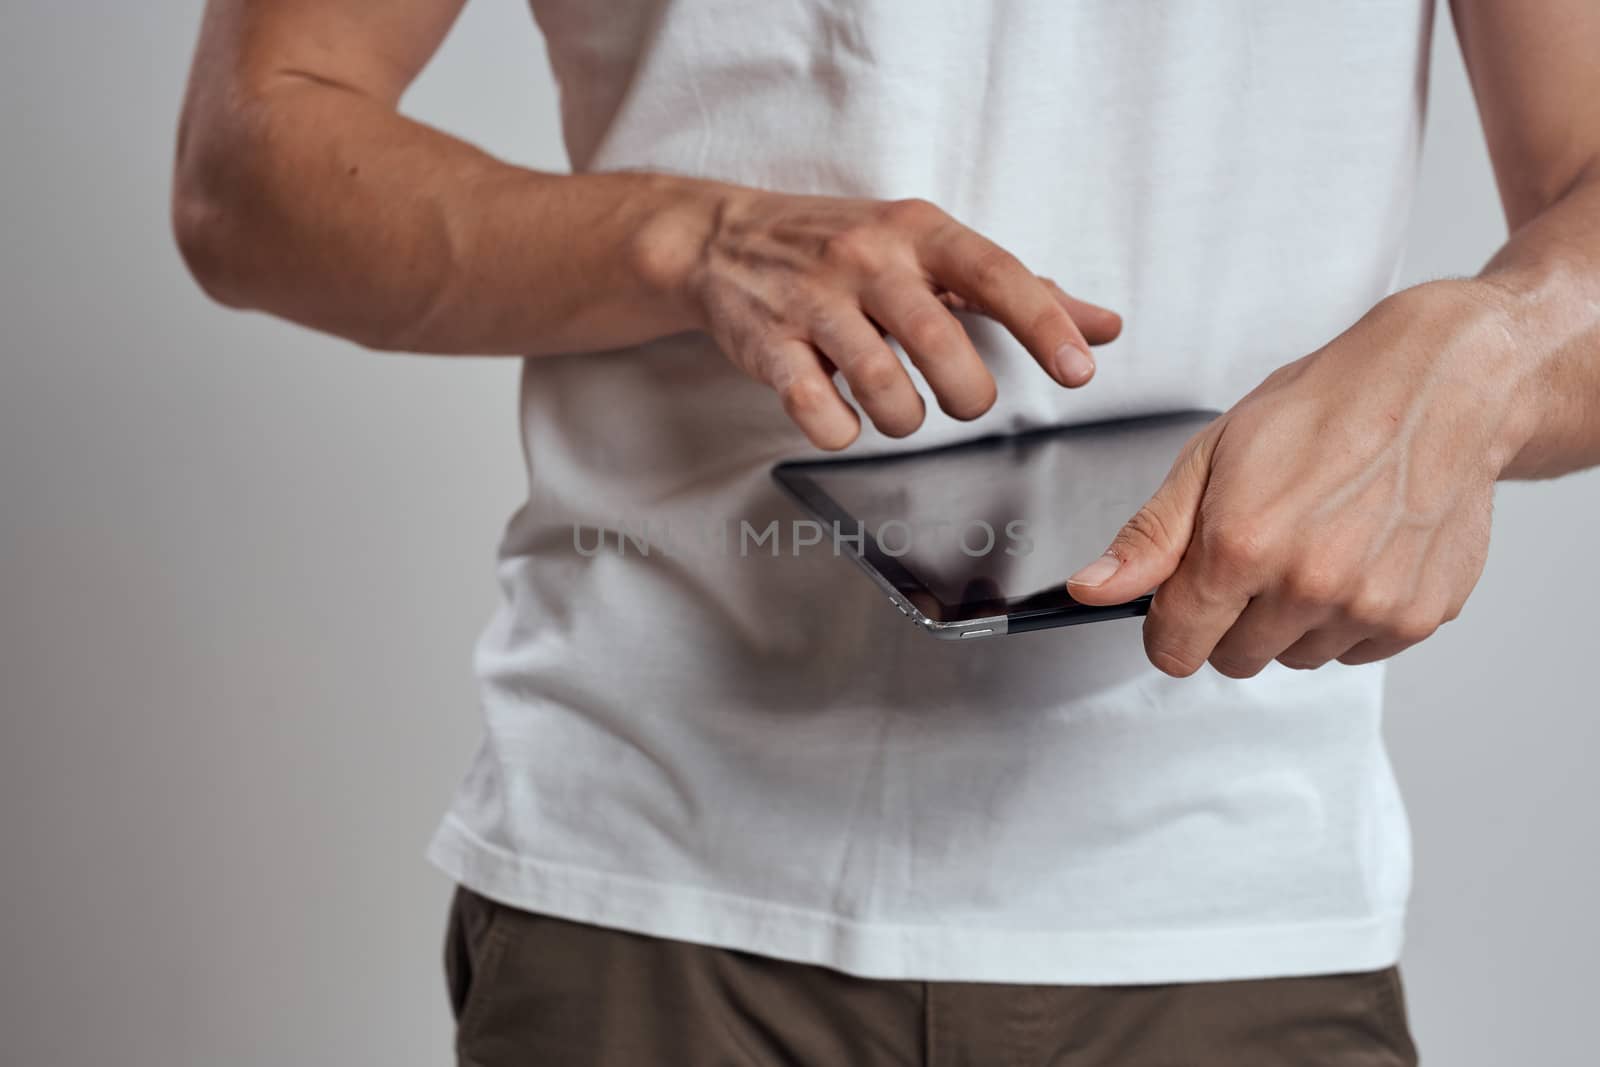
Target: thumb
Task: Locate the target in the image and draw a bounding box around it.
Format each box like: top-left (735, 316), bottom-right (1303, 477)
top-left (1066, 427), bottom-right (1218, 605)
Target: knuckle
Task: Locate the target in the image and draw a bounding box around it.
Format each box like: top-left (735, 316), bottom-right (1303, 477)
top-left (1388, 611), bottom-right (1439, 646)
top-left (882, 197), bottom-right (944, 230)
top-left (780, 376), bottom-right (833, 420)
top-left (822, 228), bottom-right (888, 274)
top-left (849, 356), bottom-right (908, 399)
top-left (746, 339), bottom-right (790, 384)
top-left (901, 303), bottom-right (961, 353)
top-left (1207, 520), bottom-right (1274, 573)
top-left (795, 285), bottom-right (842, 327)
top-left (1345, 586), bottom-right (1398, 628)
top-left (969, 245), bottom-right (1023, 290)
top-left (1119, 504), bottom-right (1176, 555)
top-left (1282, 560), bottom-right (1345, 605)
top-left (1029, 301), bottom-right (1072, 341)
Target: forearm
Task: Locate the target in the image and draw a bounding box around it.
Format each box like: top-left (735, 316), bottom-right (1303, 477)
top-left (173, 77), bottom-right (718, 355)
top-left (1471, 165), bottom-right (1600, 479)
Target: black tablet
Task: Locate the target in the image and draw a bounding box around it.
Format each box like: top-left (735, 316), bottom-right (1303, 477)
top-left (772, 409), bottom-right (1221, 639)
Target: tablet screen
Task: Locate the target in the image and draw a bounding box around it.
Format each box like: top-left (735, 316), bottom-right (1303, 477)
top-left (773, 410), bottom-right (1218, 624)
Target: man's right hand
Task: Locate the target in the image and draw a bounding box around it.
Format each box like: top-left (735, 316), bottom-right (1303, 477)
top-left (175, 1), bottom-right (1117, 452)
top-left (649, 189), bottom-right (1121, 450)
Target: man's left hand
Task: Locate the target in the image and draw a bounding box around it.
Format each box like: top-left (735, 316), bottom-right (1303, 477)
top-left (1067, 280), bottom-right (1534, 678)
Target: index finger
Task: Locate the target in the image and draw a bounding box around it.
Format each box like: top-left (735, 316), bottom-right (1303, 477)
top-left (919, 226), bottom-right (1098, 387)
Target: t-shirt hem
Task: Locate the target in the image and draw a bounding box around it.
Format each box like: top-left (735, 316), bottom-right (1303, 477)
top-left (425, 814), bottom-right (1406, 985)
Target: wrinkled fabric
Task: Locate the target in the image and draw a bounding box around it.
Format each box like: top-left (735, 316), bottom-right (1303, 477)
top-left (430, 0), bottom-right (1434, 983)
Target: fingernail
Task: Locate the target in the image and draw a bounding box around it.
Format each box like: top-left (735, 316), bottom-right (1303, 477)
top-left (1068, 551), bottom-right (1121, 588)
top-left (1053, 343), bottom-right (1095, 386)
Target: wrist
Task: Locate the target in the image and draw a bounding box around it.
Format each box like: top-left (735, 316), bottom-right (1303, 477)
top-left (624, 174), bottom-right (752, 335)
top-left (1394, 277), bottom-right (1548, 479)
top-left (1470, 261), bottom-right (1590, 479)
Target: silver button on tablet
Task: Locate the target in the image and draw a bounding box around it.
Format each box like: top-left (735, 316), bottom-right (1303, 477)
top-left (960, 628), bottom-right (994, 639)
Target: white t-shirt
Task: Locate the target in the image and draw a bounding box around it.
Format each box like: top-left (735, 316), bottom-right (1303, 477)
top-left (428, 0), bottom-right (1433, 983)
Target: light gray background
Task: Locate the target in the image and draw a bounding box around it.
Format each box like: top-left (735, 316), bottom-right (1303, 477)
top-left (2, 2), bottom-right (1595, 1064)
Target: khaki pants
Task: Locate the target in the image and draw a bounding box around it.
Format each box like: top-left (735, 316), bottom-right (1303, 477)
top-left (445, 887), bottom-right (1419, 1066)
